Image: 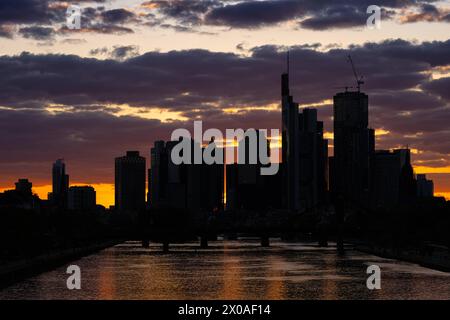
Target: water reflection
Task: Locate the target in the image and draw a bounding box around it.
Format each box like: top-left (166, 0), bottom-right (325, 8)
top-left (1, 240), bottom-right (449, 300)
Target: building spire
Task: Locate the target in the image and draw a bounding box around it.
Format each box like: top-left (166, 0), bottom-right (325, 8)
top-left (287, 50), bottom-right (290, 76)
top-left (281, 49), bottom-right (290, 96)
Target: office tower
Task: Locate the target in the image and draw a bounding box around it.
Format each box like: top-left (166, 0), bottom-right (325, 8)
top-left (150, 140), bottom-right (187, 209)
top-left (281, 62), bottom-right (328, 212)
top-left (281, 67), bottom-right (300, 211)
top-left (370, 148), bottom-right (418, 208)
top-left (115, 151), bottom-right (146, 213)
top-left (395, 148), bottom-right (417, 202)
top-left (150, 139), bottom-right (223, 211)
top-left (68, 186), bottom-right (96, 211)
top-left (51, 159), bottom-right (69, 208)
top-left (202, 139), bottom-right (224, 212)
top-left (370, 150), bottom-right (402, 208)
top-left (15, 179), bottom-right (32, 196)
top-left (226, 130), bottom-right (273, 210)
top-left (333, 91), bottom-right (374, 204)
top-left (417, 174), bottom-right (434, 198)
top-left (298, 108), bottom-right (328, 210)
top-left (150, 141), bottom-right (168, 207)
top-left (167, 139), bottom-right (190, 209)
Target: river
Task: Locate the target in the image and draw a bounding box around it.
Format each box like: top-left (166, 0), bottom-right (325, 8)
top-left (1, 240), bottom-right (449, 299)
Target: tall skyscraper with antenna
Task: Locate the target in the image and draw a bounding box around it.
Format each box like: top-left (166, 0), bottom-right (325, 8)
top-left (281, 52), bottom-right (300, 210)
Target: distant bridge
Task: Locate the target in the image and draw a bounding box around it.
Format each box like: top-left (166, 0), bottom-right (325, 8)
top-left (138, 207), bottom-right (345, 252)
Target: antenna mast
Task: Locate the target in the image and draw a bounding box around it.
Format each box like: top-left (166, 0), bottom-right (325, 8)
top-left (287, 50), bottom-right (290, 76)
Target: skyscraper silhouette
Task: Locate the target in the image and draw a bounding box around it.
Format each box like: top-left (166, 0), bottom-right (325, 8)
top-left (15, 179), bottom-right (32, 196)
top-left (417, 174), bottom-right (434, 198)
top-left (226, 130), bottom-right (275, 210)
top-left (68, 186), bottom-right (96, 211)
top-left (115, 151), bottom-right (146, 213)
top-left (298, 108), bottom-right (328, 210)
top-left (281, 57), bottom-right (300, 211)
top-left (150, 139), bottom-right (223, 211)
top-left (281, 55), bottom-right (328, 212)
top-left (50, 159), bottom-right (69, 208)
top-left (332, 91), bottom-right (374, 204)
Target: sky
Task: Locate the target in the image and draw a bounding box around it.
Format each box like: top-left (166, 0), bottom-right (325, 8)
top-left (0, 0), bottom-right (449, 207)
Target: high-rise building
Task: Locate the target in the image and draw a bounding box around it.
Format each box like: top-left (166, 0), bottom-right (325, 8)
top-left (68, 186), bottom-right (96, 211)
top-left (281, 69), bottom-right (300, 211)
top-left (417, 174), bottom-right (434, 198)
top-left (15, 179), bottom-right (32, 196)
top-left (202, 139), bottom-right (224, 212)
top-left (395, 148), bottom-right (417, 202)
top-left (150, 139), bottom-right (223, 211)
top-left (50, 159), bottom-right (69, 208)
top-left (281, 64), bottom-right (328, 212)
top-left (150, 141), bottom-right (168, 207)
top-left (115, 151), bottom-right (146, 213)
top-left (226, 130), bottom-right (279, 210)
top-left (370, 148), bottom-right (418, 208)
top-left (370, 150), bottom-right (402, 208)
top-left (298, 108), bottom-right (328, 210)
top-left (332, 91), bottom-right (374, 205)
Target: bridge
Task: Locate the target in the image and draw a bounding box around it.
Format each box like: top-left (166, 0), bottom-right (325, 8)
top-left (138, 206), bottom-right (345, 253)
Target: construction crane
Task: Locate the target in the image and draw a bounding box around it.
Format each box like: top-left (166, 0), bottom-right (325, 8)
top-left (347, 55), bottom-right (364, 92)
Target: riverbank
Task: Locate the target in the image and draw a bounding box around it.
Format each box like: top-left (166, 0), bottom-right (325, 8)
top-left (355, 243), bottom-right (450, 272)
top-left (0, 240), bottom-right (122, 289)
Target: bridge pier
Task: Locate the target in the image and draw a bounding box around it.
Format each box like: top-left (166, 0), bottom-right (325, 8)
top-left (200, 236), bottom-right (208, 249)
top-left (163, 241), bottom-right (169, 253)
top-left (337, 225), bottom-right (345, 255)
top-left (142, 239), bottom-right (150, 248)
top-left (261, 236), bottom-right (270, 247)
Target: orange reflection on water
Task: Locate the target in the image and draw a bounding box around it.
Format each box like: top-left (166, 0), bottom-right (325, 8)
top-left (98, 263), bottom-right (115, 299)
top-left (221, 242), bottom-right (243, 299)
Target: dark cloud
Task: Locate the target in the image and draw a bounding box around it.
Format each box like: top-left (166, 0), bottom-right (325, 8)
top-left (1, 39), bottom-right (449, 110)
top-left (101, 8), bottom-right (136, 24)
top-left (0, 0), bottom-right (61, 25)
top-left (371, 90), bottom-right (444, 111)
top-left (59, 24), bottom-right (134, 35)
top-left (0, 1), bottom-right (136, 39)
top-left (205, 0), bottom-right (304, 28)
top-left (144, 0), bottom-right (223, 25)
top-left (401, 3), bottom-right (450, 23)
top-left (144, 0), bottom-right (446, 30)
top-left (422, 77), bottom-right (450, 101)
top-left (299, 5), bottom-right (395, 30)
top-left (111, 45), bottom-right (140, 60)
top-left (19, 26), bottom-right (55, 40)
top-left (299, 5), bottom-right (364, 30)
top-left (90, 45), bottom-right (140, 60)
